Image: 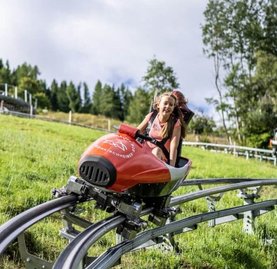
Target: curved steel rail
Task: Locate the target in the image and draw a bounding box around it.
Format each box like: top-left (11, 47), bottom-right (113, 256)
top-left (1, 179), bottom-right (277, 268)
top-left (56, 179), bottom-right (277, 268)
top-left (182, 177), bottom-right (277, 185)
top-left (0, 195), bottom-right (78, 254)
top-left (53, 214), bottom-right (126, 269)
top-left (88, 199), bottom-right (277, 269)
top-left (172, 179), bottom-right (277, 206)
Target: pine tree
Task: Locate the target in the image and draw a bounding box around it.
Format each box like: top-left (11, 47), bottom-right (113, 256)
top-left (143, 57), bottom-right (179, 97)
top-left (66, 81), bottom-right (81, 113)
top-left (91, 80), bottom-right (102, 115)
top-left (80, 82), bottom-right (92, 113)
top-left (126, 88), bottom-right (150, 124)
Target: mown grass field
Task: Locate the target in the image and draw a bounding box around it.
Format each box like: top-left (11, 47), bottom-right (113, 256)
top-left (0, 114), bottom-right (277, 269)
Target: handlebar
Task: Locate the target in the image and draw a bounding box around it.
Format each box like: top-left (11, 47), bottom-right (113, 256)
top-left (118, 124), bottom-right (139, 138)
top-left (118, 124), bottom-right (170, 162)
top-left (118, 124), bottom-right (157, 143)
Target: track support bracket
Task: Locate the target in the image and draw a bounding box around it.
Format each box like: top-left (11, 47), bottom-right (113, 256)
top-left (18, 233), bottom-right (53, 269)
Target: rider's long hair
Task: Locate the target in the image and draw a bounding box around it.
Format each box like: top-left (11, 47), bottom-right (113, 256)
top-left (153, 92), bottom-right (186, 139)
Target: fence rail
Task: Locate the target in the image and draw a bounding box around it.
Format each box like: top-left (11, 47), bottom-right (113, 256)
top-left (0, 83), bottom-right (34, 114)
top-left (183, 141), bottom-right (277, 166)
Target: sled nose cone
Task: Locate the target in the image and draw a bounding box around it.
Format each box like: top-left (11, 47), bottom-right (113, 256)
top-left (79, 156), bottom-right (116, 187)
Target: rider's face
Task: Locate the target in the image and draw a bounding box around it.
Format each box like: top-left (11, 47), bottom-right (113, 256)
top-left (158, 96), bottom-right (176, 116)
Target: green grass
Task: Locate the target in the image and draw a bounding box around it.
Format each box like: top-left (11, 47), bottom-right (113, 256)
top-left (0, 114), bottom-right (277, 269)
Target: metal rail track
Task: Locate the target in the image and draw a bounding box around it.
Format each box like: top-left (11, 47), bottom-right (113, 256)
top-left (181, 177), bottom-right (277, 185)
top-left (173, 179), bottom-right (277, 206)
top-left (89, 199), bottom-right (277, 269)
top-left (0, 195), bottom-right (79, 254)
top-left (52, 179), bottom-right (277, 269)
top-left (0, 179), bottom-right (276, 268)
top-left (53, 214), bottom-right (126, 269)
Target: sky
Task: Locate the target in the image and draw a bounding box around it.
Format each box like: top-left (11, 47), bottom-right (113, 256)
top-left (0, 0), bottom-right (217, 116)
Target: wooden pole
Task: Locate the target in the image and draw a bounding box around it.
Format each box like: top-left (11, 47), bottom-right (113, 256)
top-left (24, 90), bottom-right (27, 102)
top-left (15, 86), bottom-right (18, 99)
top-left (4, 83), bottom-right (8, 96)
top-left (69, 111), bottom-right (72, 124)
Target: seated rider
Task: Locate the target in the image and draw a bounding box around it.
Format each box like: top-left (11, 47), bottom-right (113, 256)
top-left (137, 91), bottom-right (186, 167)
top-left (172, 90), bottom-right (194, 125)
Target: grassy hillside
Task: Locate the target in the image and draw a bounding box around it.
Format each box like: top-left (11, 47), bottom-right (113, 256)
top-left (0, 114), bottom-right (276, 269)
top-left (37, 110), bottom-right (229, 144)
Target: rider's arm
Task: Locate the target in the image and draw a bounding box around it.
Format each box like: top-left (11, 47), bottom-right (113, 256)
top-left (137, 113), bottom-right (152, 133)
top-left (169, 125), bottom-right (181, 166)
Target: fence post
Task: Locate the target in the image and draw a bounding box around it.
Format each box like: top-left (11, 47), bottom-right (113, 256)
top-left (24, 90), bottom-right (27, 102)
top-left (69, 111), bottom-right (72, 124)
top-left (4, 83), bottom-right (8, 96)
top-left (15, 86), bottom-right (18, 99)
top-left (29, 93), bottom-right (32, 105)
top-left (30, 105), bottom-right (33, 116)
top-left (233, 143), bottom-right (237, 156)
top-left (108, 119), bottom-right (111, 131)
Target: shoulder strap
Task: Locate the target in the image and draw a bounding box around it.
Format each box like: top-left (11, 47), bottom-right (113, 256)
top-left (149, 110), bottom-right (158, 124)
top-left (160, 116), bottom-right (178, 145)
top-left (144, 110), bottom-right (169, 162)
top-left (146, 111), bottom-right (180, 165)
top-left (145, 110), bottom-right (158, 136)
top-left (147, 111), bottom-right (178, 145)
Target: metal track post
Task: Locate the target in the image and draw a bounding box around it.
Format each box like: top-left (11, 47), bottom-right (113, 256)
top-left (238, 187), bottom-right (260, 234)
top-left (206, 194), bottom-right (223, 227)
top-left (17, 233), bottom-right (53, 269)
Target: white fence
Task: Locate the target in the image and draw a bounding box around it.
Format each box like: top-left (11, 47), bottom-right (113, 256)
top-left (0, 109), bottom-right (112, 132)
top-left (183, 141), bottom-right (277, 166)
top-left (0, 83), bottom-right (34, 105)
